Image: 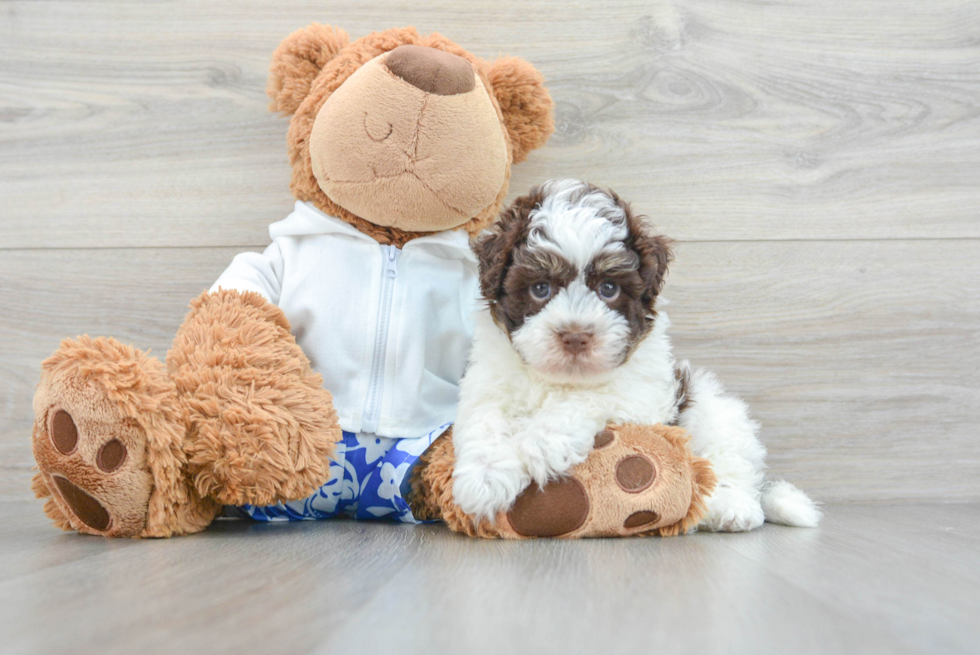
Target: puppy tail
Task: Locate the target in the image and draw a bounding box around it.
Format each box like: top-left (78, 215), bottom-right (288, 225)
top-left (761, 479), bottom-right (822, 528)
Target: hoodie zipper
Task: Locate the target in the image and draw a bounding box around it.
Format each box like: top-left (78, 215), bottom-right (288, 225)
top-left (361, 244), bottom-right (400, 434)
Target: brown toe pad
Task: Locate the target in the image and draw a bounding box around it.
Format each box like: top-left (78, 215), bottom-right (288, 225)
top-left (51, 410), bottom-right (78, 454)
top-left (52, 475), bottom-right (112, 532)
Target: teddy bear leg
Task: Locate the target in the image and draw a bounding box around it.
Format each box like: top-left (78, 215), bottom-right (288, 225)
top-left (31, 336), bottom-right (218, 537)
top-left (168, 290), bottom-right (342, 508)
top-left (414, 424), bottom-right (716, 539)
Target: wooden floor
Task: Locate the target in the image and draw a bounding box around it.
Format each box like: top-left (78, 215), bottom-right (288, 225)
top-left (2, 2), bottom-right (979, 654)
top-left (2, 0), bottom-right (979, 505)
top-left (0, 502), bottom-right (977, 655)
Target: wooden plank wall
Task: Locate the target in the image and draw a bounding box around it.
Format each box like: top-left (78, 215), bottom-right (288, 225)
top-left (1, 1), bottom-right (978, 503)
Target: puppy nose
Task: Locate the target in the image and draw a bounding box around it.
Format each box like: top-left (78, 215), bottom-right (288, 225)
top-left (559, 331), bottom-right (593, 355)
top-left (384, 44), bottom-right (475, 96)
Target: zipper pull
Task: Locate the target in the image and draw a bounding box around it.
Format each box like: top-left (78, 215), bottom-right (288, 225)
top-left (385, 245), bottom-right (399, 278)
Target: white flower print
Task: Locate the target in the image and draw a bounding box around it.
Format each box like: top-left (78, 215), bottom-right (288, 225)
top-left (310, 475), bottom-right (342, 514)
top-left (377, 461), bottom-right (411, 501)
top-left (341, 458), bottom-right (361, 502)
top-left (394, 433), bottom-right (435, 456)
top-left (356, 433), bottom-right (393, 464)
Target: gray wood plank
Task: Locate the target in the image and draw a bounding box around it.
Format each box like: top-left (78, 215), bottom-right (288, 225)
top-left (1, 240), bottom-right (977, 503)
top-left (723, 503), bottom-right (980, 654)
top-left (2, 0), bottom-right (979, 248)
top-left (0, 502), bottom-right (433, 655)
top-left (2, 2), bottom-right (978, 652)
top-left (1, 501), bottom-right (976, 655)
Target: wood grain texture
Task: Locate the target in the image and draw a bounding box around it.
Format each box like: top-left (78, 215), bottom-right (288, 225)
top-left (1, 0), bottom-right (979, 248)
top-left (0, 501), bottom-right (977, 654)
top-left (1, 242), bottom-right (977, 503)
top-left (3, 4), bottom-right (978, 653)
top-left (1, 1), bottom-right (979, 506)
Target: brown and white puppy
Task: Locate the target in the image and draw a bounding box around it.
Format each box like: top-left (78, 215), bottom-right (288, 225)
top-left (451, 179), bottom-right (821, 531)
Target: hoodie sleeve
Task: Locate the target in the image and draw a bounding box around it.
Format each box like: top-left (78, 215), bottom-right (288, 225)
top-left (209, 241), bottom-right (284, 305)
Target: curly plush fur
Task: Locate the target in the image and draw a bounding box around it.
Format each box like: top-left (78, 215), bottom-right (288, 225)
top-left (32, 291), bottom-right (341, 537)
top-left (268, 24), bottom-right (351, 115)
top-left (32, 335), bottom-right (216, 538)
top-left (169, 290), bottom-right (340, 506)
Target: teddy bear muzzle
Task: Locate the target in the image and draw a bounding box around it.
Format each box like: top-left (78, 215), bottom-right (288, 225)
top-left (308, 46), bottom-right (509, 233)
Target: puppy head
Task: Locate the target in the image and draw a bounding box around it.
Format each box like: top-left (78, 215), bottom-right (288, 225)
top-left (474, 179), bottom-right (673, 381)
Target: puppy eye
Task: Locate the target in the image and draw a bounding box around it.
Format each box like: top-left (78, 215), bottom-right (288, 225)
top-left (530, 281), bottom-right (552, 301)
top-left (598, 280), bottom-right (619, 300)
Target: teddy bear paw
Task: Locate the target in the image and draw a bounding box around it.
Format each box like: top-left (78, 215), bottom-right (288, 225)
top-left (498, 424), bottom-right (713, 538)
top-left (31, 337), bottom-right (165, 537)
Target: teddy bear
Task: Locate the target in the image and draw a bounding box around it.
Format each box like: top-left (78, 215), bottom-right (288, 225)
top-left (30, 23), bottom-right (714, 538)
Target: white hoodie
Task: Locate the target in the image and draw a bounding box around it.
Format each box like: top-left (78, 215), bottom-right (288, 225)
top-left (211, 201), bottom-right (480, 439)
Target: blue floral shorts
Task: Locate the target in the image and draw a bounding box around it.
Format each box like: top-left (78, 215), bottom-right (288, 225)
top-left (230, 423), bottom-right (450, 524)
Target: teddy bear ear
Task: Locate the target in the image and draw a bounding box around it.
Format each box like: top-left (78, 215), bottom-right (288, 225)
top-left (267, 23), bottom-right (350, 115)
top-left (486, 57), bottom-right (555, 163)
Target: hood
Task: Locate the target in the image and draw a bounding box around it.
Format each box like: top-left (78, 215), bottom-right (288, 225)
top-left (270, 201), bottom-right (477, 263)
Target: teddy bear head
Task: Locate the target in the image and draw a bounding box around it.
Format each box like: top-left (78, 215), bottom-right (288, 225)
top-left (268, 24), bottom-right (555, 245)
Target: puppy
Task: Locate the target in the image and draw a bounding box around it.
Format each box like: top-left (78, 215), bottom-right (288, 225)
top-left (451, 179), bottom-right (821, 531)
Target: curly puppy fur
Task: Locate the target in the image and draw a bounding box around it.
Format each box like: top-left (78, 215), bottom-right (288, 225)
top-left (269, 24), bottom-right (554, 246)
top-left (451, 180), bottom-right (820, 531)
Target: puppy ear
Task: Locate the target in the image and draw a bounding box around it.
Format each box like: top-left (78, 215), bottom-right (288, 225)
top-left (267, 23), bottom-right (350, 115)
top-left (615, 194), bottom-right (674, 307)
top-left (473, 188), bottom-right (540, 304)
top-left (486, 57), bottom-right (555, 163)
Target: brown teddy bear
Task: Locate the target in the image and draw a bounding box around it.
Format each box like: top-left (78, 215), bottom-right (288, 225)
top-left (30, 24), bottom-right (713, 538)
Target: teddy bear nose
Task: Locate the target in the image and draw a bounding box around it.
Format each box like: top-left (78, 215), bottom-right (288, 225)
top-left (385, 44), bottom-right (476, 96)
top-left (559, 331), bottom-right (593, 355)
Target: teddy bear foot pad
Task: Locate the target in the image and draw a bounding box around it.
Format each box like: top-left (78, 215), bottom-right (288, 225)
top-left (31, 337), bottom-right (166, 537)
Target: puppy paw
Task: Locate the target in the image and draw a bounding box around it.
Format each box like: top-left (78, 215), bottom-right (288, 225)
top-left (516, 429), bottom-right (593, 488)
top-left (452, 454), bottom-right (530, 522)
top-left (699, 485), bottom-right (765, 533)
